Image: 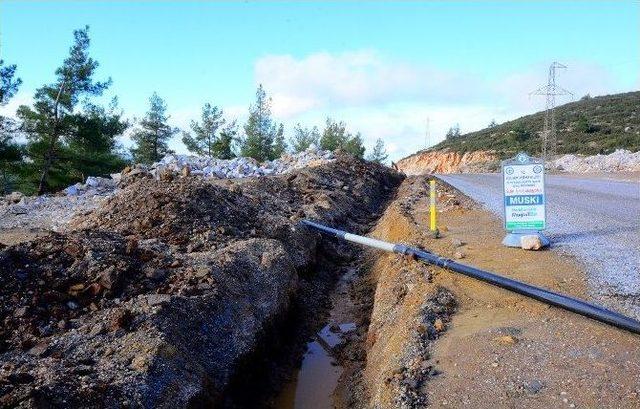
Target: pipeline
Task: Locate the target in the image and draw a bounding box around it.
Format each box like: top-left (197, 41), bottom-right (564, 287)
top-left (301, 219), bottom-right (640, 335)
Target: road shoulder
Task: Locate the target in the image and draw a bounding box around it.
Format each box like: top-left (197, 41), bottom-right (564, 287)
top-left (358, 176), bottom-right (639, 408)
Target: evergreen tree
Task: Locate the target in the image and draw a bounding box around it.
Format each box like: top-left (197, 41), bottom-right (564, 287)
top-left (215, 120), bottom-right (238, 159)
top-left (319, 118), bottom-right (366, 158)
top-left (130, 93), bottom-right (177, 164)
top-left (66, 99), bottom-right (128, 180)
top-left (0, 60), bottom-right (23, 193)
top-left (17, 26), bottom-right (111, 194)
top-left (290, 124), bottom-right (320, 153)
top-left (272, 123), bottom-right (287, 158)
top-left (0, 60), bottom-right (22, 104)
top-left (319, 118), bottom-right (348, 151)
top-left (366, 138), bottom-right (388, 163)
top-left (343, 132), bottom-right (366, 158)
top-left (240, 84), bottom-right (283, 161)
top-left (182, 103), bottom-right (230, 158)
top-left (445, 123), bottom-right (461, 140)
top-left (488, 119), bottom-right (497, 128)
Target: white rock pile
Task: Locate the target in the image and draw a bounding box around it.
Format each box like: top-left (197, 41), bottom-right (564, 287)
top-left (63, 176), bottom-right (118, 196)
top-left (0, 149), bottom-right (335, 231)
top-left (146, 148), bottom-right (334, 179)
top-left (550, 149), bottom-right (640, 173)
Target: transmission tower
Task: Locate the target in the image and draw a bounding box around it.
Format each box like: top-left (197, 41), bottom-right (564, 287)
top-left (530, 62), bottom-right (573, 159)
top-left (425, 117), bottom-right (431, 149)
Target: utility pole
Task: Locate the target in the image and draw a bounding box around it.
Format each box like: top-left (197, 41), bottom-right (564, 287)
top-left (530, 62), bottom-right (572, 159)
top-left (425, 117), bottom-right (430, 149)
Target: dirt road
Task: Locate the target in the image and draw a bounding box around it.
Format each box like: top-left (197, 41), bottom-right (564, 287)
top-left (438, 172), bottom-right (640, 318)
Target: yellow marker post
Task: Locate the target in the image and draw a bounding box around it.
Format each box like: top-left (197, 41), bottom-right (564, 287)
top-left (429, 179), bottom-right (437, 231)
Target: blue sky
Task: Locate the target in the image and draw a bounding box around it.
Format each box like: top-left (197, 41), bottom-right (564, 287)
top-left (1, 1), bottom-right (638, 160)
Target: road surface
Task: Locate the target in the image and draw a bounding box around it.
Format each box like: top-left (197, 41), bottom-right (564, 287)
top-left (439, 173), bottom-right (640, 318)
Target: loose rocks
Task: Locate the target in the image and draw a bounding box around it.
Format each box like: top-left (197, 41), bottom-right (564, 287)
top-left (0, 153), bottom-right (403, 407)
top-left (520, 235), bottom-right (543, 251)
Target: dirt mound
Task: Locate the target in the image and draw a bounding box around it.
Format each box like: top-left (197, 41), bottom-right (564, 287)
top-left (0, 154), bottom-right (403, 407)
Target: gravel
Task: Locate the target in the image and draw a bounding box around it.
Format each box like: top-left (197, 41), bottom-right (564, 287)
top-left (438, 173), bottom-right (640, 319)
top-left (550, 149), bottom-right (640, 173)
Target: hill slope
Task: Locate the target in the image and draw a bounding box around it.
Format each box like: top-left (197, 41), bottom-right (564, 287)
top-left (432, 91), bottom-right (640, 157)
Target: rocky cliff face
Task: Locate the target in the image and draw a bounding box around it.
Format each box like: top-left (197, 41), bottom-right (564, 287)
top-left (396, 149), bottom-right (499, 175)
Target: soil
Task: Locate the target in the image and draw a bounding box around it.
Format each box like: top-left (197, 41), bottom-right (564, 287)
top-left (335, 176), bottom-right (639, 408)
top-left (0, 154), bottom-right (404, 408)
top-left (1, 156), bottom-right (637, 408)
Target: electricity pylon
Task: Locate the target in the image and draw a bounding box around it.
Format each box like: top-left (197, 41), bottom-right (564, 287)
top-left (530, 62), bottom-right (573, 159)
top-left (425, 117), bottom-right (430, 149)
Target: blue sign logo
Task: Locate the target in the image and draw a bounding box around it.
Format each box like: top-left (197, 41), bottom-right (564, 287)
top-left (505, 194), bottom-right (544, 206)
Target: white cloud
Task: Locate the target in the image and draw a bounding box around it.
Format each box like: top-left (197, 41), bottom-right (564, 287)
top-left (0, 91), bottom-right (33, 118)
top-left (254, 51), bottom-right (632, 160)
top-left (255, 50), bottom-right (485, 118)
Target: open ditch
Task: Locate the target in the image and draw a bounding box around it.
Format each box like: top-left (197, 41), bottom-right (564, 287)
top-left (223, 176), bottom-right (465, 408)
top-left (1, 152), bottom-right (475, 408)
top-left (0, 154), bottom-right (407, 408)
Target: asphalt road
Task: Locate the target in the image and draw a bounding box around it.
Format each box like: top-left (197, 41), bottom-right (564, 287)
top-left (438, 173), bottom-right (640, 318)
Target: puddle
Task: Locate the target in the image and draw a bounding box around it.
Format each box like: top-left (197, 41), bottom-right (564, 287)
top-left (273, 265), bottom-right (362, 409)
top-left (274, 322), bottom-right (356, 409)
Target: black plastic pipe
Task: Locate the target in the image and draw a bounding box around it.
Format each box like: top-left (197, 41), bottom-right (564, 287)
top-left (301, 219), bottom-right (640, 335)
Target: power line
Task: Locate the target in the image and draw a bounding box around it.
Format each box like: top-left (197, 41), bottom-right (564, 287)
top-left (530, 62), bottom-right (573, 159)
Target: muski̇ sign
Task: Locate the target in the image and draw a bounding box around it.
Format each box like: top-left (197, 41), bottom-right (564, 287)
top-left (502, 152), bottom-right (546, 230)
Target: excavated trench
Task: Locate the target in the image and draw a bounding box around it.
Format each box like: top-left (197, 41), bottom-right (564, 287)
top-left (0, 155), bottom-right (408, 408)
top-left (223, 177), bottom-right (461, 408)
top-left (1, 157), bottom-right (468, 408)
top-left (222, 240), bottom-right (371, 408)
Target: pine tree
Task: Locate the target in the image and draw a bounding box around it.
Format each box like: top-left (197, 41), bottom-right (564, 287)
top-left (445, 123), bottom-right (461, 140)
top-left (214, 120), bottom-right (238, 160)
top-left (17, 26), bottom-right (111, 194)
top-left (182, 103), bottom-right (229, 158)
top-left (343, 132), bottom-right (366, 158)
top-left (290, 124), bottom-right (320, 153)
top-left (366, 138), bottom-right (388, 163)
top-left (130, 93), bottom-right (177, 164)
top-left (272, 123), bottom-right (287, 158)
top-left (319, 118), bottom-right (366, 158)
top-left (240, 85), bottom-right (284, 161)
top-left (66, 99), bottom-right (129, 180)
top-left (0, 60), bottom-right (23, 193)
top-left (0, 60), bottom-right (22, 104)
top-left (319, 118), bottom-right (348, 151)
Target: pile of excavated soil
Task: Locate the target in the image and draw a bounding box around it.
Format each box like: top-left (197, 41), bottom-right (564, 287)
top-left (0, 154), bottom-right (403, 407)
top-left (0, 148), bottom-right (335, 233)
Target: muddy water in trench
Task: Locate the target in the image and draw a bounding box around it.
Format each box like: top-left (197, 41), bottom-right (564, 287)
top-left (273, 268), bottom-right (360, 409)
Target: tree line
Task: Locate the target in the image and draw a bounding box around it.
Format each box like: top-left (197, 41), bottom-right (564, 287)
top-left (0, 27), bottom-right (388, 195)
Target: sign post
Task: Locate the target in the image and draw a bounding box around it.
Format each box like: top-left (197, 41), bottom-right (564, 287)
top-left (501, 152), bottom-right (550, 248)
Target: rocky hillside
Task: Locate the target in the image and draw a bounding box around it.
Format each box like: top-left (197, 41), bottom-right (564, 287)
top-left (397, 150), bottom-right (499, 175)
top-left (433, 91), bottom-right (640, 156)
top-left (398, 91), bottom-right (640, 175)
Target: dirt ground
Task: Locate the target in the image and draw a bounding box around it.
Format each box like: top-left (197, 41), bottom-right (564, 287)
top-left (423, 189), bottom-right (640, 408)
top-left (0, 155), bottom-right (403, 408)
top-left (343, 176), bottom-right (639, 408)
top-left (2, 166), bottom-right (637, 408)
